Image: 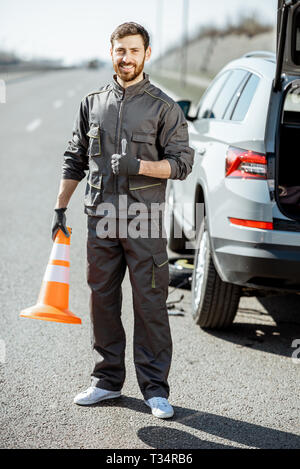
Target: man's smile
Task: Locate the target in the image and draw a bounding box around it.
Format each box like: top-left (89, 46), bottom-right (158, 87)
top-left (119, 64), bottom-right (135, 71)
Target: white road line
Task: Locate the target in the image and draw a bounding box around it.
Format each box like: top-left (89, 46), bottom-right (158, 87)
top-left (26, 118), bottom-right (42, 132)
top-left (67, 90), bottom-right (75, 97)
top-left (53, 99), bottom-right (63, 109)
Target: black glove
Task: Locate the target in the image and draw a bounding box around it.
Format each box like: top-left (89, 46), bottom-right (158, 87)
top-left (111, 153), bottom-right (140, 176)
top-left (51, 208), bottom-right (69, 241)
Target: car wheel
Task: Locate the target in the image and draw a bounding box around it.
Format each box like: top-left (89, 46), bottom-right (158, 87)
top-left (191, 217), bottom-right (241, 329)
top-left (166, 182), bottom-right (187, 253)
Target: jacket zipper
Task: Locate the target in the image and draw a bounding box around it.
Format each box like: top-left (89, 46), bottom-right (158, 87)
top-left (114, 92), bottom-right (125, 194)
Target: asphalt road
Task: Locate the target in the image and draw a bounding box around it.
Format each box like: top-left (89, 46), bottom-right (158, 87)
top-left (0, 68), bottom-right (299, 449)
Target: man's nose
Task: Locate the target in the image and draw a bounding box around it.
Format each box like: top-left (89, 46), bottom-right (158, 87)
top-left (122, 54), bottom-right (131, 63)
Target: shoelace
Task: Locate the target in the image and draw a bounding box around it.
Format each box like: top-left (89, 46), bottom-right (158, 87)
top-left (83, 387), bottom-right (98, 396)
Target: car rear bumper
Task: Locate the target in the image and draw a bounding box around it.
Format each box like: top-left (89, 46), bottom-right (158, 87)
top-left (211, 237), bottom-right (300, 290)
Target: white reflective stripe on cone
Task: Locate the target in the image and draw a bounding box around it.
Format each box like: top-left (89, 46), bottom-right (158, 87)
top-left (43, 264), bottom-right (70, 284)
top-left (50, 243), bottom-right (70, 262)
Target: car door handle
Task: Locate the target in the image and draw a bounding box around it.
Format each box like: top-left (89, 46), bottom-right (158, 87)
top-left (199, 147), bottom-right (206, 155)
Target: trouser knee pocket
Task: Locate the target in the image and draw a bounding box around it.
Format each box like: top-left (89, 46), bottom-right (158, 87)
top-left (151, 252), bottom-right (169, 289)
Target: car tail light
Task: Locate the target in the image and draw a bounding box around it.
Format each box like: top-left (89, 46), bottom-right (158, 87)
top-left (225, 146), bottom-right (267, 179)
top-left (229, 217), bottom-right (273, 230)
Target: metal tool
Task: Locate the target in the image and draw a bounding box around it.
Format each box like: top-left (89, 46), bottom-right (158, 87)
top-left (121, 138), bottom-right (127, 156)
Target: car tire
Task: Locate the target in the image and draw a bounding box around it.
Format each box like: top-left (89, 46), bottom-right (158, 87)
top-left (166, 182), bottom-right (187, 253)
top-left (191, 217), bottom-right (241, 329)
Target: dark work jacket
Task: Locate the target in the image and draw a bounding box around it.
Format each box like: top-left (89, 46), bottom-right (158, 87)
top-left (62, 73), bottom-right (194, 217)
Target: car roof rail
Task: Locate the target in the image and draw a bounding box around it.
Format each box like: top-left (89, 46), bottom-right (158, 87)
top-left (242, 51), bottom-right (276, 61)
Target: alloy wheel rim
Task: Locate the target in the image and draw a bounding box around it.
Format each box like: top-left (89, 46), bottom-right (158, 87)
top-left (193, 229), bottom-right (208, 311)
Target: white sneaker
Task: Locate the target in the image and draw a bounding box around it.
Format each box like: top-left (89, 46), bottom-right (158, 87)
top-left (144, 397), bottom-right (174, 419)
top-left (74, 386), bottom-right (121, 406)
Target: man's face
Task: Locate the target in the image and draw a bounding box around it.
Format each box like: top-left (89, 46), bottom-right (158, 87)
top-left (111, 34), bottom-right (151, 83)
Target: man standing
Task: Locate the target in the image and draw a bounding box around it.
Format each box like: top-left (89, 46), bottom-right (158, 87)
top-left (52, 22), bottom-right (194, 419)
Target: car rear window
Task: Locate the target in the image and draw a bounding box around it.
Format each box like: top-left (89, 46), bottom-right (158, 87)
top-left (210, 69), bottom-right (249, 120)
top-left (231, 74), bottom-right (260, 121)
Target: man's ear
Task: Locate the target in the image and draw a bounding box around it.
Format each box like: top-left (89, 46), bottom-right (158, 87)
top-left (110, 47), bottom-right (113, 57)
top-left (145, 46), bottom-right (151, 62)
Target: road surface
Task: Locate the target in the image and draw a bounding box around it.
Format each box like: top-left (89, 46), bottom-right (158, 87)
top-left (0, 68), bottom-right (299, 449)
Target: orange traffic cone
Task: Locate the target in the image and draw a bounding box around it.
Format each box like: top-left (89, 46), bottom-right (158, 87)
top-left (20, 227), bottom-right (81, 324)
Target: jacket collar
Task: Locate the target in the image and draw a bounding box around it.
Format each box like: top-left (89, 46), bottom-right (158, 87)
top-left (111, 72), bottom-right (150, 99)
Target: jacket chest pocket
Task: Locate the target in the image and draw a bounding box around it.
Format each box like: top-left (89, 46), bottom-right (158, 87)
top-left (128, 130), bottom-right (165, 207)
top-left (131, 131), bottom-right (156, 161)
top-left (132, 131), bottom-right (156, 145)
top-left (87, 124), bottom-right (101, 157)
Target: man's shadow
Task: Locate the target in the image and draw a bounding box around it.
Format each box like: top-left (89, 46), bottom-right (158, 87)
top-left (88, 396), bottom-right (300, 449)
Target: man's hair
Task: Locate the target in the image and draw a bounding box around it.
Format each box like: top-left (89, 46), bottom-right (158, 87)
top-left (110, 22), bottom-right (150, 50)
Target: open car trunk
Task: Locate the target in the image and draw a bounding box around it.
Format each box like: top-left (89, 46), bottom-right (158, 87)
top-left (267, 2), bottom-right (300, 220)
top-left (277, 84), bottom-right (300, 220)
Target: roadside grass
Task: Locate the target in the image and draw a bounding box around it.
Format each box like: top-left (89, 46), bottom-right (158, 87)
top-left (150, 71), bottom-right (207, 108)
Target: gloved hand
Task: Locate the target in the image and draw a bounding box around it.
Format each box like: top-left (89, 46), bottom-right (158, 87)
top-left (111, 153), bottom-right (140, 176)
top-left (51, 208), bottom-right (70, 241)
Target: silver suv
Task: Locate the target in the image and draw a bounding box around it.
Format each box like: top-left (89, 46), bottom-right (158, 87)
top-left (167, 0), bottom-right (300, 329)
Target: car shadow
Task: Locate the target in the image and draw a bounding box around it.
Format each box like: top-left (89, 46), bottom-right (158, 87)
top-left (88, 396), bottom-right (300, 449)
top-left (204, 293), bottom-right (300, 358)
top-left (257, 292), bottom-right (300, 325)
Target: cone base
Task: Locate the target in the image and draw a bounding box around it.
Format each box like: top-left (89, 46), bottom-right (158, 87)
top-left (20, 303), bottom-right (81, 324)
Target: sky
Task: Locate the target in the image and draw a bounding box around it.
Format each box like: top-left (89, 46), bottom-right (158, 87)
top-left (0, 0), bottom-right (278, 65)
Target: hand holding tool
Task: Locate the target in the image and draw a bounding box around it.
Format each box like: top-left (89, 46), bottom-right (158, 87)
top-left (111, 139), bottom-right (140, 176)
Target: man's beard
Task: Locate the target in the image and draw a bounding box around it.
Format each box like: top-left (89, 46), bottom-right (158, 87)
top-left (114, 56), bottom-right (145, 82)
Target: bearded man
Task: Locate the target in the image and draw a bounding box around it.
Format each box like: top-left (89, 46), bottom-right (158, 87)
top-left (52, 22), bottom-right (194, 418)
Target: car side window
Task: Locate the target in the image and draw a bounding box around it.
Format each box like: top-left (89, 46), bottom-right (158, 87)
top-left (231, 74), bottom-right (260, 121)
top-left (197, 71), bottom-right (231, 119)
top-left (210, 69), bottom-right (249, 120)
top-left (223, 73), bottom-right (250, 120)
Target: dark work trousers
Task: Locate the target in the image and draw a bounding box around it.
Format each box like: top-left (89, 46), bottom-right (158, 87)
top-left (87, 215), bottom-right (172, 400)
